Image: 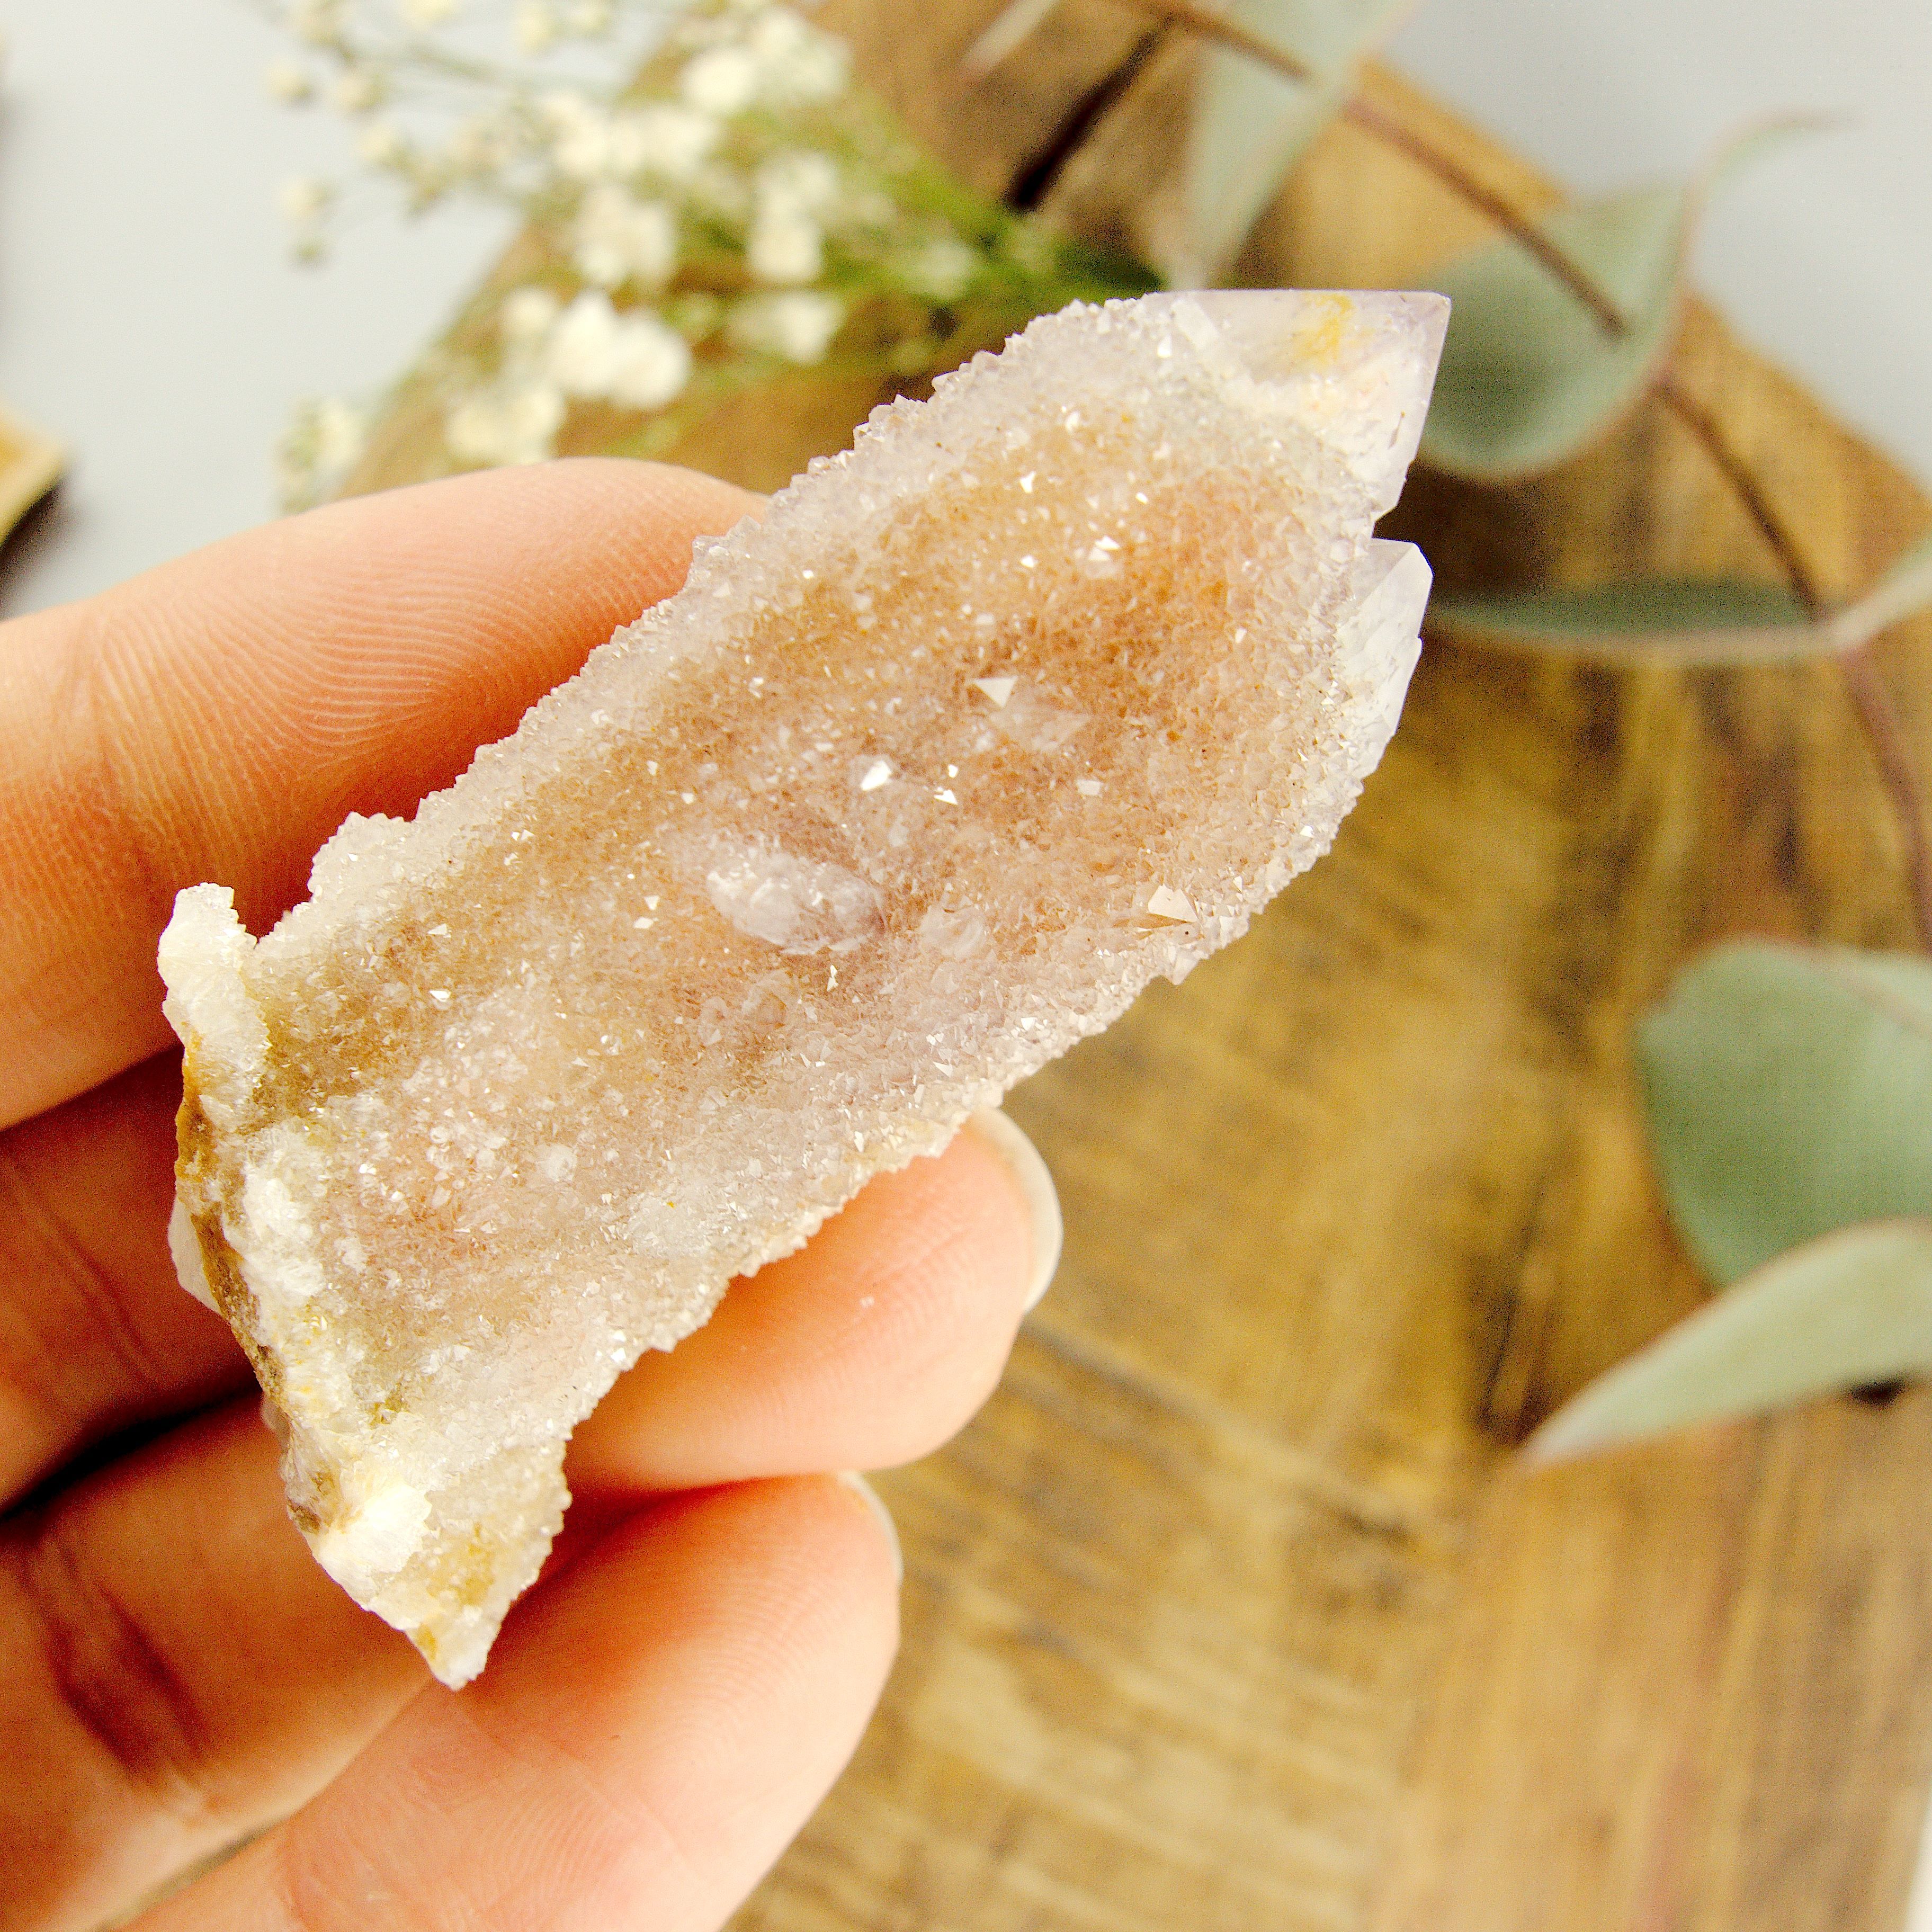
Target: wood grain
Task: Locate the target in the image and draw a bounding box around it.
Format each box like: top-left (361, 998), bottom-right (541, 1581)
top-left (353, 14), bottom-right (1932, 1928)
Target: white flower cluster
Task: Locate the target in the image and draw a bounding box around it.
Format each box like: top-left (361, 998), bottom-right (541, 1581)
top-left (727, 289), bottom-right (844, 362)
top-left (542, 94), bottom-right (718, 183)
top-left (573, 183), bottom-right (677, 287)
top-left (448, 287), bottom-right (693, 466)
top-left (267, 0), bottom-right (1119, 505)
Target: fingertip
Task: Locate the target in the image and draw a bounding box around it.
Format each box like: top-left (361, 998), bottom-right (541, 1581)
top-left (834, 1470), bottom-right (905, 1587)
top-left (145, 1477), bottom-right (900, 1932)
top-left (962, 1108), bottom-right (1062, 1313)
top-left (568, 1121), bottom-right (1042, 1493)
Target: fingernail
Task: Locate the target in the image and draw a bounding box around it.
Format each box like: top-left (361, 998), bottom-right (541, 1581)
top-left (965, 1108), bottom-right (1063, 1313)
top-left (835, 1471), bottom-right (903, 1585)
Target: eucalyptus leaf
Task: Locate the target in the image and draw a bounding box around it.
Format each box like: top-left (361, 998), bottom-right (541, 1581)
top-left (1641, 941), bottom-right (1932, 1286)
top-left (1170, 0), bottom-right (1412, 287)
top-left (1528, 1220), bottom-right (1932, 1463)
top-left (1419, 120), bottom-right (1818, 481)
top-left (1429, 579), bottom-right (1812, 661)
top-left (1429, 530), bottom-right (1932, 663)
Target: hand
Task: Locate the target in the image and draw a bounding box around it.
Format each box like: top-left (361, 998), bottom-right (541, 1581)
top-left (0, 461), bottom-right (1056, 1931)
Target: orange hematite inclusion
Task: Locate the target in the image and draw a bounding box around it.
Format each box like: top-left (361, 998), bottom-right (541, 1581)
top-left (159, 289), bottom-right (1447, 1685)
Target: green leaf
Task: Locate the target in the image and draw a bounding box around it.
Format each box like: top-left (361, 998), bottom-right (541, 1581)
top-left (1418, 120), bottom-right (1820, 481)
top-left (1528, 1220), bottom-right (1932, 1462)
top-left (1641, 941), bottom-right (1932, 1286)
top-left (1429, 579), bottom-right (1812, 660)
top-left (1429, 531), bottom-right (1932, 663)
top-left (1171, 0), bottom-right (1412, 287)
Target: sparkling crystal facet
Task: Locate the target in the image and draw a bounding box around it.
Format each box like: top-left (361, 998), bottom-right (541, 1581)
top-left (160, 290), bottom-right (1447, 1685)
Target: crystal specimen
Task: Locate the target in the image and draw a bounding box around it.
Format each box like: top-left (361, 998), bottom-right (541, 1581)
top-left (160, 289), bottom-right (1447, 1686)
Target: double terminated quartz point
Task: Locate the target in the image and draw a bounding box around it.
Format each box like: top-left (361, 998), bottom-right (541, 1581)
top-left (160, 290), bottom-right (1447, 1685)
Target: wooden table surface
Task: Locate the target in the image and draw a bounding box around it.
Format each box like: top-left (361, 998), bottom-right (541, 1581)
top-left (359, 8), bottom-right (1932, 1926)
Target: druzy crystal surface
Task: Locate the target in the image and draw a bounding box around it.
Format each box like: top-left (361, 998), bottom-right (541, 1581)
top-left (160, 290), bottom-right (1447, 1685)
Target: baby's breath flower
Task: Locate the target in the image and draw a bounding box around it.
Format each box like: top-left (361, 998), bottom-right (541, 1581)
top-left (747, 9), bottom-right (847, 104)
top-left (357, 120), bottom-right (408, 167)
top-left (538, 86), bottom-right (591, 129)
top-left (447, 382), bottom-right (566, 465)
top-left (312, 398), bottom-right (369, 471)
top-left (605, 312), bottom-right (693, 409)
top-left (266, 0), bottom-right (1085, 490)
top-left (502, 284), bottom-right (564, 345)
top-left (278, 175), bottom-right (335, 225)
top-left (332, 65), bottom-right (386, 114)
top-left (544, 291), bottom-right (692, 409)
top-left (748, 202), bottom-right (822, 284)
top-left (265, 59), bottom-right (314, 105)
top-left (680, 44), bottom-right (758, 117)
top-left (541, 90), bottom-right (614, 178)
top-left (514, 0), bottom-right (559, 55)
top-left (625, 104), bottom-right (720, 183)
top-left (544, 289), bottom-right (624, 393)
top-left (574, 184), bottom-right (677, 289)
top-left (601, 114), bottom-right (648, 178)
top-left (280, 394), bottom-right (369, 507)
top-left (291, 0), bottom-right (347, 48)
top-left (727, 289), bottom-right (844, 364)
top-left (757, 149), bottom-right (840, 217)
top-left (901, 235), bottom-right (978, 301)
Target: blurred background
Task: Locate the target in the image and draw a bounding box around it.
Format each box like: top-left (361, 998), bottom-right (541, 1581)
top-left (0, 0), bottom-right (1926, 614)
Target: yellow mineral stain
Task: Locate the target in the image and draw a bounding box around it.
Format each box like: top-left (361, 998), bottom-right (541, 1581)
top-left (1290, 291), bottom-right (1356, 367)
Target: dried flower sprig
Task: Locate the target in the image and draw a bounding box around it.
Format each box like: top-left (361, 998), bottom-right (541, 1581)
top-left (261, 0), bottom-right (1148, 506)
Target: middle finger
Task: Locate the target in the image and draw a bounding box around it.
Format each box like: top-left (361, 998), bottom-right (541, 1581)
top-left (3, 1118), bottom-right (1050, 1925)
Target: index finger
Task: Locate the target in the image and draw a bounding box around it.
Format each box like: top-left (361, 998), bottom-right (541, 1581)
top-left (0, 460), bottom-right (761, 1130)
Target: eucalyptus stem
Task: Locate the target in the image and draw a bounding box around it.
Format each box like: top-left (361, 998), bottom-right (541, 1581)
top-left (1652, 375), bottom-right (1826, 621)
top-left (1655, 371), bottom-right (1932, 950)
top-left (1100, 0), bottom-right (1932, 951)
top-left (1337, 96), bottom-right (1626, 335)
top-left (1836, 649), bottom-right (1932, 950)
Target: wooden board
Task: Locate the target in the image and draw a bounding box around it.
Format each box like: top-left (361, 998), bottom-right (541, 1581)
top-left (354, 12), bottom-right (1932, 1928)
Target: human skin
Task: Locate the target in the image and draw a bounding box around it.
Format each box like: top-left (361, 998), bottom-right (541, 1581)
top-left (0, 460), bottom-right (1051, 1931)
